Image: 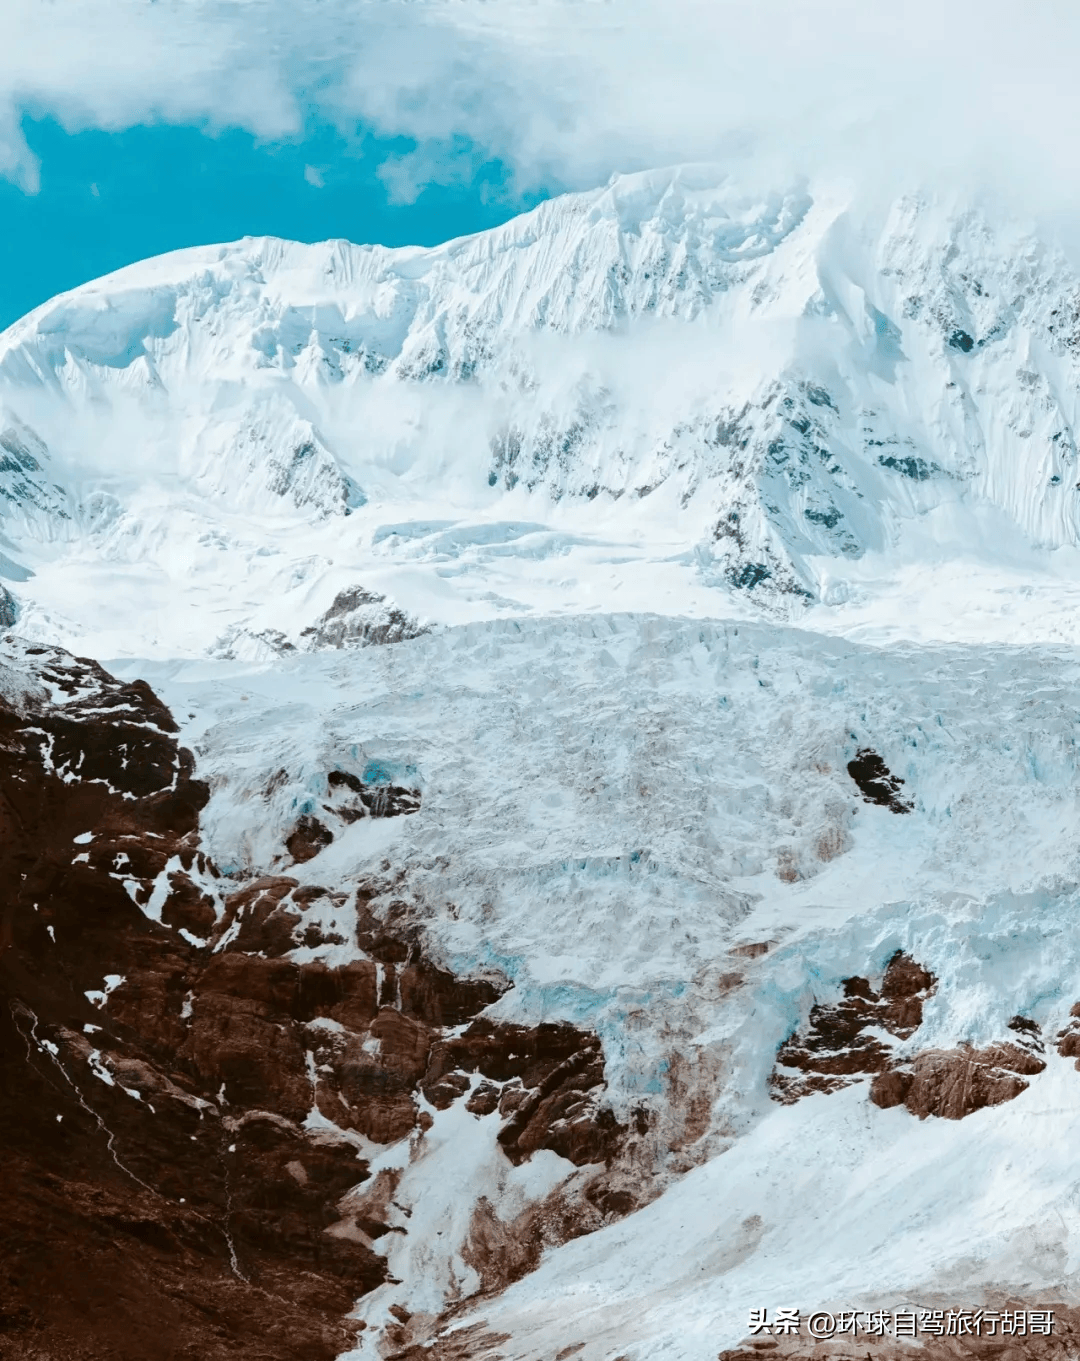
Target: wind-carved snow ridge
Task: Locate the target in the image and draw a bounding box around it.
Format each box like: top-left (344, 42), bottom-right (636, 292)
top-left (7, 170), bottom-right (1080, 655)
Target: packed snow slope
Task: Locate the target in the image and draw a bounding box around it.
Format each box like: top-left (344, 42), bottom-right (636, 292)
top-left (5, 166), bottom-right (1080, 654)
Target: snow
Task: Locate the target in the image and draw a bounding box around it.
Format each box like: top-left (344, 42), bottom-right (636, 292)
top-left (344, 1091), bottom-right (578, 1349)
top-left (126, 615), bottom-right (1080, 1001)
top-left (84, 974), bottom-right (126, 1010)
top-left (4, 170), bottom-right (1080, 657)
top-left (8, 165), bottom-right (1080, 1356)
top-left (113, 610), bottom-right (1080, 1351)
top-left (439, 1064), bottom-right (1080, 1361)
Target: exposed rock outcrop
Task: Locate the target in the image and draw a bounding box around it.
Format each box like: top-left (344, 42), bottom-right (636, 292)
top-left (325, 765), bottom-right (421, 820)
top-left (285, 813), bottom-right (335, 863)
top-left (771, 952), bottom-right (935, 1103)
top-left (0, 637), bottom-right (628, 1360)
top-left (1055, 1002), bottom-right (1080, 1064)
top-left (846, 749), bottom-right (913, 813)
top-left (281, 765), bottom-right (423, 865)
top-left (299, 586), bottom-right (429, 651)
top-left (772, 951), bottom-right (1045, 1122)
top-left (871, 1016), bottom-right (1047, 1120)
top-left (0, 639), bottom-right (383, 1360)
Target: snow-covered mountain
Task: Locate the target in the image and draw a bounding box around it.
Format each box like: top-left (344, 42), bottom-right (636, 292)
top-left (7, 168), bottom-right (1080, 1361)
top-left (5, 166), bottom-right (1080, 656)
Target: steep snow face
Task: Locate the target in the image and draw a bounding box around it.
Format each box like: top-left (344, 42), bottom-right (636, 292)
top-left (5, 168), bottom-right (1080, 654)
top-left (122, 615), bottom-right (1080, 1357)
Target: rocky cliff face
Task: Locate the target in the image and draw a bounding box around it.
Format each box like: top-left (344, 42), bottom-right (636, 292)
top-left (10, 168), bottom-right (1080, 1359)
top-left (0, 637), bottom-right (634, 1360)
top-left (10, 601), bottom-right (1080, 1359)
top-left (770, 951), bottom-right (936, 1103)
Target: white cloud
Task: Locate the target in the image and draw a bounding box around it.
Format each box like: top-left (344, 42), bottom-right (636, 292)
top-left (4, 0), bottom-right (1080, 217)
top-left (303, 164), bottom-right (325, 188)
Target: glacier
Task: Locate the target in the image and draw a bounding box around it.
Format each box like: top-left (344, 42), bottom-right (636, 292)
top-left (5, 164), bottom-right (1080, 1361)
top-left (5, 166), bottom-right (1080, 654)
top-left (117, 614), bottom-right (1080, 1358)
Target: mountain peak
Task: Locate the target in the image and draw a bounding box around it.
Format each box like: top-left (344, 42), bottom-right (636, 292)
top-left (0, 174), bottom-right (1076, 656)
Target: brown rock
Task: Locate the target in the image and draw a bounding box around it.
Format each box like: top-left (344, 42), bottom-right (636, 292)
top-left (286, 815), bottom-right (334, 863)
top-left (181, 990), bottom-right (311, 1119)
top-left (0, 639), bottom-right (634, 1360)
top-left (465, 1082), bottom-right (501, 1116)
top-left (161, 870), bottom-right (218, 938)
top-left (731, 941), bottom-right (775, 959)
top-left (1056, 1006), bottom-right (1080, 1063)
top-left (497, 1038), bottom-right (624, 1166)
top-left (867, 1067), bottom-right (913, 1109)
top-left (873, 1041), bottom-right (1043, 1120)
top-left (771, 951), bottom-right (937, 1104)
top-left (398, 960), bottom-right (502, 1027)
top-left (427, 1071), bottom-right (473, 1110)
top-left (301, 959), bottom-right (378, 1028)
top-left (0, 640), bottom-right (384, 1360)
top-left (215, 876), bottom-right (301, 955)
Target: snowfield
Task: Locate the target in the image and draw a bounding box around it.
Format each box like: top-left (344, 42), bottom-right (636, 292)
top-left (7, 167), bottom-right (1080, 655)
top-left (8, 164), bottom-right (1080, 1356)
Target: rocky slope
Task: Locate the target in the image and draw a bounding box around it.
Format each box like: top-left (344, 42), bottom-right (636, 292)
top-left (11, 608), bottom-right (1080, 1358)
top-left (0, 636), bottom-right (637, 1359)
top-left (9, 167), bottom-right (1080, 1361)
top-left (78, 612), bottom-right (1080, 1361)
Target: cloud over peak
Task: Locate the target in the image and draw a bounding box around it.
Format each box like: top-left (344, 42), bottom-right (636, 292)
top-left (4, 1), bottom-right (1080, 216)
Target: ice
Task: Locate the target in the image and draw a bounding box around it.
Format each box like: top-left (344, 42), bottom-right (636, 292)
top-left (7, 165), bottom-right (1080, 1356)
top-left (2, 171), bottom-right (1080, 657)
top-left (110, 611), bottom-right (1080, 1350)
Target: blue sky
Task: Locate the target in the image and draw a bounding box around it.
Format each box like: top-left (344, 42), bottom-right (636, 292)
top-left (0, 114), bottom-right (549, 331)
top-left (1, 0), bottom-right (1070, 337)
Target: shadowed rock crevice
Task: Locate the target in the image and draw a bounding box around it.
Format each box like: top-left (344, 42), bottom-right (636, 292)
top-left (846, 748), bottom-right (913, 813)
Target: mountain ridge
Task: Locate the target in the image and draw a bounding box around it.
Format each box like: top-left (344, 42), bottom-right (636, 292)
top-left (2, 167), bottom-right (1080, 656)
top-left (7, 165), bottom-right (1080, 1360)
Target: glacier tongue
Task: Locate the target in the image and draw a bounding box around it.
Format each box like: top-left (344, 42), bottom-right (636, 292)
top-left (4, 168), bottom-right (1080, 653)
top-left (122, 612), bottom-right (1080, 1358)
